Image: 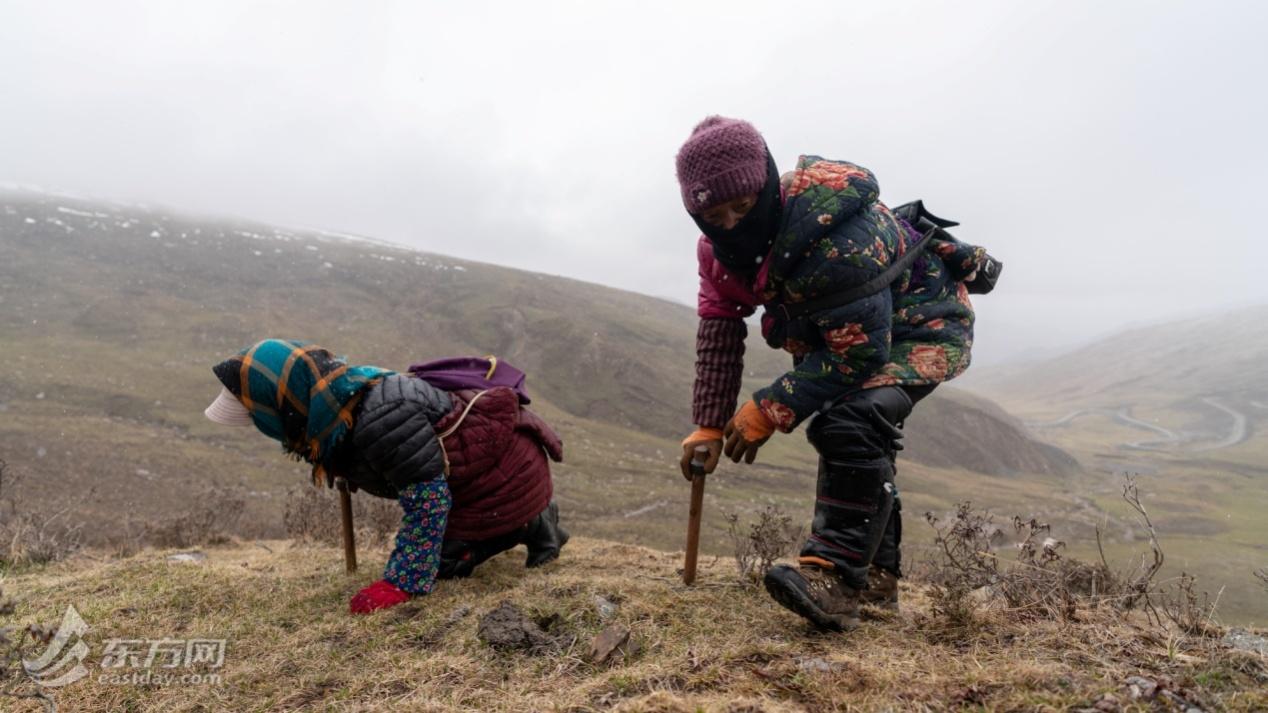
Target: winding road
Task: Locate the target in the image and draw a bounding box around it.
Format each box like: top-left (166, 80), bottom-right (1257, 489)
top-left (1027, 397), bottom-right (1253, 453)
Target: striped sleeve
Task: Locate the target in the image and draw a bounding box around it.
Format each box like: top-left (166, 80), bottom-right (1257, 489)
top-left (692, 317), bottom-right (747, 429)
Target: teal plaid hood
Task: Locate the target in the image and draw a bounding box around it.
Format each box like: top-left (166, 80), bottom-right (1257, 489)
top-left (212, 339), bottom-right (393, 483)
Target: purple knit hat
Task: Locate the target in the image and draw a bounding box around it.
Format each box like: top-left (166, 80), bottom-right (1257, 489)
top-left (675, 116), bottom-right (769, 214)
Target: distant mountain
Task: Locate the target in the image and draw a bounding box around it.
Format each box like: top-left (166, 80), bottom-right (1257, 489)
top-left (964, 308), bottom-right (1268, 410)
top-left (961, 309), bottom-right (1266, 454)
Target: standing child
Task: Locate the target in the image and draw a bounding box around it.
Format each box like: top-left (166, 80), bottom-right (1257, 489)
top-left (203, 339), bottom-right (568, 614)
top-left (675, 117), bottom-right (997, 631)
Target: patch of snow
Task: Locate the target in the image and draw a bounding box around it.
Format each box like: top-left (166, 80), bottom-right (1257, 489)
top-left (56, 206), bottom-right (95, 217)
top-left (305, 245), bottom-right (319, 251)
top-left (150, 230), bottom-right (162, 238)
top-left (24, 217), bottom-right (36, 224)
top-left (453, 265), bottom-right (467, 272)
top-left (252, 250), bottom-right (263, 256)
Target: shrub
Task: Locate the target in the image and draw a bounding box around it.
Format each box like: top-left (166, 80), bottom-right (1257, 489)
top-left (918, 474), bottom-right (1218, 636)
top-left (723, 505), bottom-right (803, 585)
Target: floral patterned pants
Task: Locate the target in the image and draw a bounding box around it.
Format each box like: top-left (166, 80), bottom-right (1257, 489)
top-left (383, 478), bottom-right (452, 595)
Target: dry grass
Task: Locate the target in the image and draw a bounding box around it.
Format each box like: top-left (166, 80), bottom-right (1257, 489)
top-left (3, 537), bottom-right (1265, 712)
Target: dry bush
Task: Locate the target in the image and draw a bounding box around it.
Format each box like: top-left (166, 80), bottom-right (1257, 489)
top-left (920, 502), bottom-right (1109, 629)
top-left (1255, 568), bottom-right (1268, 594)
top-left (920, 475), bottom-right (1218, 638)
top-left (141, 484), bottom-right (246, 548)
top-left (997, 516), bottom-right (1113, 621)
top-left (0, 458), bottom-right (83, 566)
top-left (284, 486), bottom-right (400, 547)
top-left (921, 502), bottom-right (1001, 632)
top-left (723, 506), bottom-right (803, 585)
top-left (1100, 474), bottom-right (1218, 635)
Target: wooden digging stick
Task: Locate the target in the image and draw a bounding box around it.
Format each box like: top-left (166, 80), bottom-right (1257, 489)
top-left (335, 477), bottom-right (357, 573)
top-left (683, 446), bottom-right (709, 586)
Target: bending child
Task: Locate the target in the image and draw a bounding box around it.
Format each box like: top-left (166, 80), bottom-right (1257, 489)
top-left (203, 339), bottom-right (568, 614)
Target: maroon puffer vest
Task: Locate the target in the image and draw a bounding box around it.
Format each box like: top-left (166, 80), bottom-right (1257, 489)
top-left (434, 387), bottom-right (562, 540)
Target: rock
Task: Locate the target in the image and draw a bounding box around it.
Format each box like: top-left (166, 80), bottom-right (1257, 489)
top-left (477, 601), bottom-right (551, 651)
top-left (166, 551), bottom-right (207, 563)
top-left (593, 595), bottom-right (617, 621)
top-left (444, 605), bottom-right (473, 625)
top-left (1223, 627), bottom-right (1268, 656)
top-left (1091, 692), bottom-right (1121, 712)
top-left (1123, 676), bottom-right (1158, 700)
top-left (796, 657), bottom-right (843, 674)
top-left (588, 623), bottom-right (631, 665)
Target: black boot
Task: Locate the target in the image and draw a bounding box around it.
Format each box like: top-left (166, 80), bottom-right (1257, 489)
top-left (799, 459), bottom-right (896, 590)
top-left (798, 387), bottom-right (914, 590)
top-left (523, 501), bottom-right (569, 568)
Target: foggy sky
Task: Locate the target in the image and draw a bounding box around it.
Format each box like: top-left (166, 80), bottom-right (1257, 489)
top-left (2, 1), bottom-right (1266, 365)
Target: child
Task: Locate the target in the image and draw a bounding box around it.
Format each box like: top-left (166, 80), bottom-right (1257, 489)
top-left (203, 339), bottom-right (568, 614)
top-left (675, 117), bottom-right (995, 631)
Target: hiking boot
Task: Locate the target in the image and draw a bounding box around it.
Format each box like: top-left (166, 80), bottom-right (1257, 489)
top-left (860, 565), bottom-right (899, 611)
top-left (523, 501), bottom-right (569, 568)
top-left (763, 563), bottom-right (861, 632)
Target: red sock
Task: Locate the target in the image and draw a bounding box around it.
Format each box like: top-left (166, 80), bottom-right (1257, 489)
top-left (349, 579), bottom-right (411, 614)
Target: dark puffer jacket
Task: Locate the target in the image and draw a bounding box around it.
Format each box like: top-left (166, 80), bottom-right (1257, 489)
top-left (342, 374), bottom-right (453, 496)
top-left (330, 375), bottom-right (560, 540)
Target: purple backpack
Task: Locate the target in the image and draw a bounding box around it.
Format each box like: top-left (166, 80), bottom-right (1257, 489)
top-left (407, 356), bottom-right (531, 404)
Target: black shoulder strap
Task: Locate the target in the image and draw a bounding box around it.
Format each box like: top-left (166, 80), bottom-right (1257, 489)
top-left (769, 225), bottom-right (938, 323)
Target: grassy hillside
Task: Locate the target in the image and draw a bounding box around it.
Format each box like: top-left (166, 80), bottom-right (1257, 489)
top-left (5, 538), bottom-right (1266, 712)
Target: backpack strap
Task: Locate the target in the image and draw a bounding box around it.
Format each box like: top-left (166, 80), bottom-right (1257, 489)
top-left (768, 224), bottom-right (938, 323)
top-left (438, 389), bottom-right (491, 440)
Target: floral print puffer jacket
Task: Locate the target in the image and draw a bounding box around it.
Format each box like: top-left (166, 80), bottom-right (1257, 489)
top-left (695, 155), bottom-right (987, 433)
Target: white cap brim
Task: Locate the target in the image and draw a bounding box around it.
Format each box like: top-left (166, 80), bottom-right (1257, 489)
top-left (204, 386), bottom-right (254, 427)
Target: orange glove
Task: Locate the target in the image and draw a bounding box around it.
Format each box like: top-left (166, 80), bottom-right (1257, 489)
top-left (680, 428), bottom-right (723, 480)
top-left (723, 401), bottom-right (775, 464)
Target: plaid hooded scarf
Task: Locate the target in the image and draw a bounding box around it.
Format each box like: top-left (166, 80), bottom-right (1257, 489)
top-left (212, 339), bottom-right (393, 486)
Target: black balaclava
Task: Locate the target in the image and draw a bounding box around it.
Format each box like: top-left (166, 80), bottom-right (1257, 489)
top-left (693, 151), bottom-right (783, 279)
